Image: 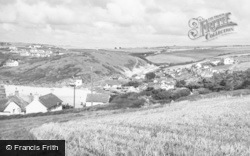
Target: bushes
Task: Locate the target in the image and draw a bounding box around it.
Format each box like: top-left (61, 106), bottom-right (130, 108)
top-left (110, 93), bottom-right (145, 108)
top-left (111, 87), bottom-right (191, 107)
top-left (193, 88), bottom-right (212, 95)
top-left (171, 88), bottom-right (191, 100)
top-left (62, 104), bottom-right (74, 109)
top-left (178, 69), bottom-right (250, 93)
top-left (123, 81), bottom-right (141, 88)
top-left (145, 72), bottom-right (156, 80)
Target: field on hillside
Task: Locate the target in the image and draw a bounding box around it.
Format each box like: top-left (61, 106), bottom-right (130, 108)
top-left (105, 48), bottom-right (159, 53)
top-left (146, 54), bottom-right (196, 64)
top-left (31, 95), bottom-right (250, 156)
top-left (0, 50), bottom-right (147, 86)
top-left (146, 48), bottom-right (250, 64)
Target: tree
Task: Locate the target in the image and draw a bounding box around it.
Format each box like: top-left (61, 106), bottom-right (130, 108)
top-left (176, 80), bottom-right (186, 88)
top-left (145, 72), bottom-right (156, 80)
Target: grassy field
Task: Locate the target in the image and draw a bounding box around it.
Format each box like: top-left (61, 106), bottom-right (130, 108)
top-left (0, 108), bottom-right (139, 140)
top-left (29, 95), bottom-right (250, 156)
top-left (146, 48), bottom-right (250, 64)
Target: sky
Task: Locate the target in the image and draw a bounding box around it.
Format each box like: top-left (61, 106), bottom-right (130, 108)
top-left (0, 0), bottom-right (250, 48)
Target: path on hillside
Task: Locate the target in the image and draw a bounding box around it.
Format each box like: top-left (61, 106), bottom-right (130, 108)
top-left (133, 58), bottom-right (139, 69)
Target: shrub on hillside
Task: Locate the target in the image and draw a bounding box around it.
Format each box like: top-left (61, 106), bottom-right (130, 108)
top-left (145, 72), bottom-right (156, 80)
top-left (186, 81), bottom-right (204, 90)
top-left (176, 80), bottom-right (186, 88)
top-left (123, 81), bottom-right (141, 88)
top-left (171, 88), bottom-right (191, 100)
top-left (194, 88), bottom-right (212, 95)
top-left (110, 92), bottom-right (145, 108)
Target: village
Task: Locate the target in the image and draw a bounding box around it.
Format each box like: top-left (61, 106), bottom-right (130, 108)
top-left (0, 42), bottom-right (249, 116)
top-left (0, 44), bottom-right (65, 67)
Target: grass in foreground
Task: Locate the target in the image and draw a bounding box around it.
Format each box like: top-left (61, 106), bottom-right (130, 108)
top-left (31, 95), bottom-right (250, 156)
top-left (0, 108), bottom-right (139, 140)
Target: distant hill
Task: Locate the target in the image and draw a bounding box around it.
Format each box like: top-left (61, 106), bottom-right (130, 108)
top-left (0, 50), bottom-right (148, 87)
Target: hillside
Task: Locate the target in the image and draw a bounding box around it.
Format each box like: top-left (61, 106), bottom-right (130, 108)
top-left (26, 95), bottom-right (250, 156)
top-left (0, 50), bottom-right (148, 86)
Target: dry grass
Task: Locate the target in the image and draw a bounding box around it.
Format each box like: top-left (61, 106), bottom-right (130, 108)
top-left (0, 109), bottom-right (133, 140)
top-left (31, 95), bottom-right (250, 156)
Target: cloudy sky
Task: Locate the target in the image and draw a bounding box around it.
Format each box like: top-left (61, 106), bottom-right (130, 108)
top-left (0, 0), bottom-right (249, 48)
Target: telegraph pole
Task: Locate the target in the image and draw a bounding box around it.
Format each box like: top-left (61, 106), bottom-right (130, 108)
top-left (70, 82), bottom-right (76, 108)
top-left (73, 84), bottom-right (76, 108)
top-left (90, 66), bottom-right (93, 106)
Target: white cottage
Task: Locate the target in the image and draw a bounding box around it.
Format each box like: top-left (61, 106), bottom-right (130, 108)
top-left (4, 60), bottom-right (19, 67)
top-left (224, 58), bottom-right (234, 65)
top-left (85, 94), bottom-right (110, 107)
top-left (26, 93), bottom-right (63, 114)
top-left (0, 94), bottom-right (28, 115)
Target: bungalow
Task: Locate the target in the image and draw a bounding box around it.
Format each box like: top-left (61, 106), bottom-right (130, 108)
top-left (0, 93), bottom-right (28, 115)
top-left (103, 80), bottom-right (122, 90)
top-left (26, 93), bottom-right (63, 114)
top-left (85, 93), bottom-right (110, 107)
top-left (211, 60), bottom-right (221, 66)
top-left (224, 58), bottom-right (234, 65)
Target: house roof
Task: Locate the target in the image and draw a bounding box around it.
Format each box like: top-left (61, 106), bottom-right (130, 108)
top-left (0, 98), bottom-right (8, 112)
top-left (0, 95), bottom-right (28, 112)
top-left (39, 93), bottom-right (63, 109)
top-left (8, 95), bottom-right (29, 112)
top-left (86, 94), bottom-right (110, 103)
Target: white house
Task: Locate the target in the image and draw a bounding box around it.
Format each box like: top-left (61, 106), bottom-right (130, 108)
top-left (224, 58), bottom-right (234, 65)
top-left (9, 46), bottom-right (17, 51)
top-left (160, 82), bottom-right (175, 90)
top-left (85, 94), bottom-right (110, 107)
top-left (211, 60), bottom-right (221, 66)
top-left (0, 93), bottom-right (28, 115)
top-left (195, 63), bottom-right (202, 68)
top-left (74, 79), bottom-right (83, 87)
top-left (103, 80), bottom-right (122, 90)
top-left (4, 60), bottom-right (19, 67)
top-left (126, 86), bottom-right (139, 93)
top-left (26, 93), bottom-right (63, 114)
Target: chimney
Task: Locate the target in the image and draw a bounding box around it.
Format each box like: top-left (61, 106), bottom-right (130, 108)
top-left (15, 88), bottom-right (19, 97)
top-left (29, 93), bottom-right (34, 102)
top-left (33, 93), bottom-right (39, 101)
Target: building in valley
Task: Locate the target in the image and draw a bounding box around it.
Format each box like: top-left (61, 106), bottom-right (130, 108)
top-left (0, 90), bottom-right (28, 115)
top-left (4, 60), bottom-right (19, 67)
top-left (26, 93), bottom-right (63, 114)
top-left (85, 93), bottom-right (110, 107)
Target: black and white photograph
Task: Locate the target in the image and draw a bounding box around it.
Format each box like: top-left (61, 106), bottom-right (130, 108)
top-left (0, 0), bottom-right (250, 155)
